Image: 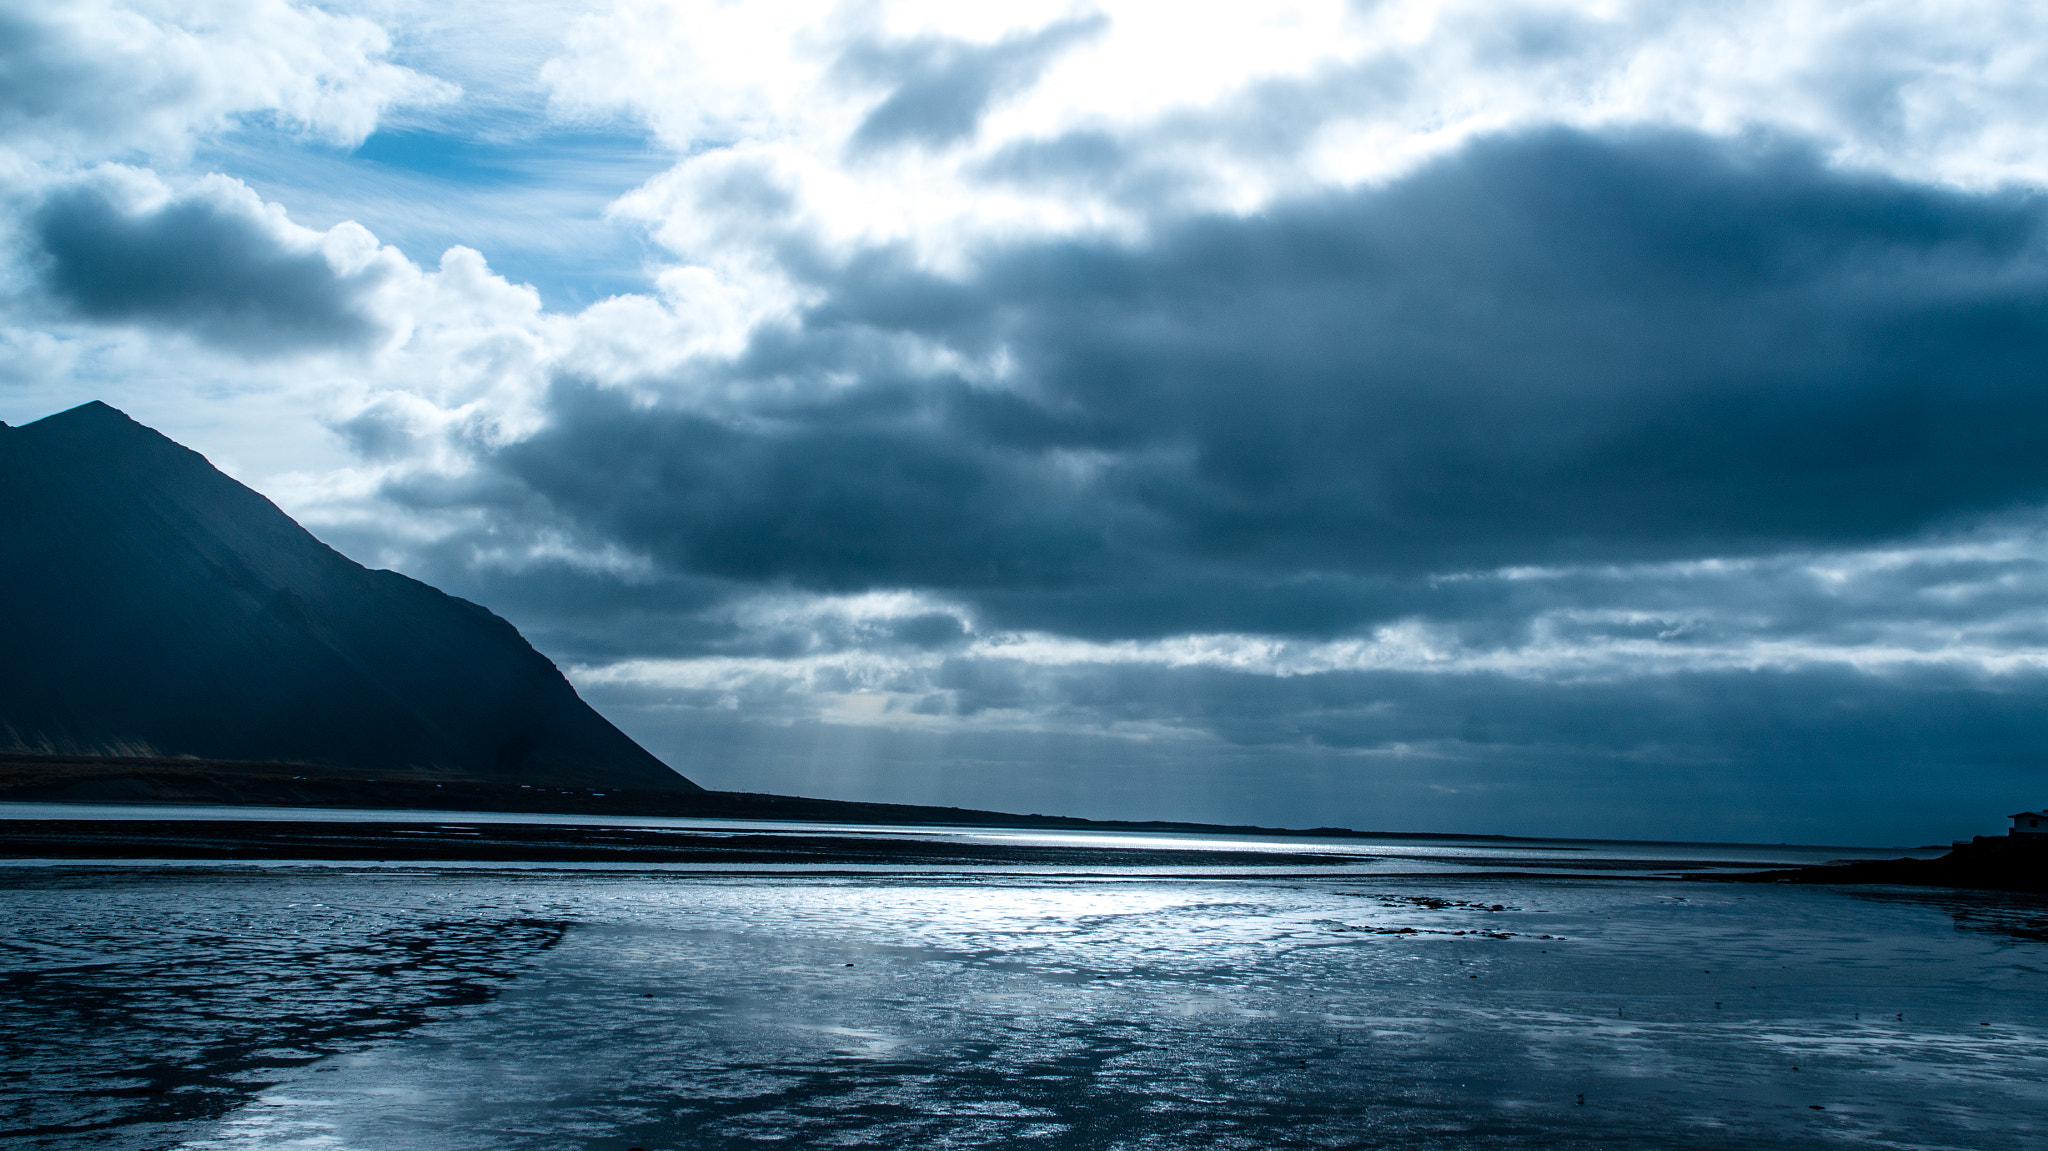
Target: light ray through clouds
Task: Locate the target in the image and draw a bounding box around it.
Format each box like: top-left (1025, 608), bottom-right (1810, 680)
top-left (4, 0), bottom-right (2048, 842)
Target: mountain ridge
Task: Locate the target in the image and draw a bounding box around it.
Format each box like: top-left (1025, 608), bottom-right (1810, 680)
top-left (1, 400), bottom-right (696, 791)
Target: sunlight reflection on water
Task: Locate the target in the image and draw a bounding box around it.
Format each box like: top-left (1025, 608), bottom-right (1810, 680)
top-left (0, 802), bottom-right (1944, 878)
top-left (3, 843), bottom-right (2043, 1149)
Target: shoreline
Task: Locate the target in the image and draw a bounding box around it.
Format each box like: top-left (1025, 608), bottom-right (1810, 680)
top-left (0, 816), bottom-right (1923, 878)
top-left (0, 817), bottom-right (1370, 869)
top-left (0, 752), bottom-right (1483, 843)
top-left (0, 753), bottom-right (1925, 853)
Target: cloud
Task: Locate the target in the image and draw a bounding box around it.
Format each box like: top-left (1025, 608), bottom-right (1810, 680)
top-left (551, 0), bottom-right (2048, 281)
top-left (573, 649), bottom-right (2048, 841)
top-left (0, 0), bottom-right (451, 163)
top-left (487, 128), bottom-right (2048, 635)
top-left (840, 15), bottom-right (1108, 154)
top-left (13, 1), bottom-right (2048, 839)
top-left (492, 507), bottom-right (2048, 839)
top-left (30, 173), bottom-right (402, 352)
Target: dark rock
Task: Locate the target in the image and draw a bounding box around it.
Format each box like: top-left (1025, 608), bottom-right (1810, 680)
top-left (1722, 835), bottom-right (2048, 894)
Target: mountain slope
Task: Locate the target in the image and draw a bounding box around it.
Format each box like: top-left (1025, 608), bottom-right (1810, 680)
top-left (0, 401), bottom-right (697, 791)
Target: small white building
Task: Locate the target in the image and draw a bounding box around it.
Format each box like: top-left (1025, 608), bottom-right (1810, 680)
top-left (2010, 811), bottom-right (2048, 837)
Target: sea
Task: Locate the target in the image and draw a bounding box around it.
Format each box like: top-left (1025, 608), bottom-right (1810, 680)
top-left (3, 806), bottom-right (2044, 1150)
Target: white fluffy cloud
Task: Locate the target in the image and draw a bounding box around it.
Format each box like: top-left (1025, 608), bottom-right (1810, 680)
top-left (0, 0), bottom-right (453, 168)
top-left (552, 0), bottom-right (2048, 267)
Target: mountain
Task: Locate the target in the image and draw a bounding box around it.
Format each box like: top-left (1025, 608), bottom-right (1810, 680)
top-left (0, 401), bottom-right (697, 792)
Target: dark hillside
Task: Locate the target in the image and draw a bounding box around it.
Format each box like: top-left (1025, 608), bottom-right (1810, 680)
top-left (0, 401), bottom-right (695, 791)
top-left (1725, 835), bottom-right (2048, 894)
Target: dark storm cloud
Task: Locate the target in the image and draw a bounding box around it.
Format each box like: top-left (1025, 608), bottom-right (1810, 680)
top-left (31, 183), bottom-right (388, 351)
top-left (504, 375), bottom-right (1152, 593)
top-left (840, 15), bottom-right (1107, 153)
top-left (991, 661), bottom-right (2048, 769)
top-left (495, 127), bottom-right (2048, 637)
top-left (410, 515), bottom-right (2048, 673)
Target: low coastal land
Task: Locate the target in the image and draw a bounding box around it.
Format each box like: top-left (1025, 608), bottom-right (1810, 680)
top-left (0, 751), bottom-right (1538, 843)
top-left (0, 817), bottom-right (1365, 869)
top-left (1725, 834), bottom-right (2048, 894)
top-left (5, 752), bottom-right (2043, 890)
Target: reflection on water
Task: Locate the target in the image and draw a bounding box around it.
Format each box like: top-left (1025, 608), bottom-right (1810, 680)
top-left (3, 845), bottom-right (2044, 1149)
top-left (1858, 887), bottom-right (2048, 946)
top-left (0, 802), bottom-right (1948, 878)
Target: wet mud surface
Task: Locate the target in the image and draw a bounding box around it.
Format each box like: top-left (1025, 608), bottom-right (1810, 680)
top-left (1, 871), bottom-right (564, 1146)
top-left (4, 866), bottom-right (2045, 1149)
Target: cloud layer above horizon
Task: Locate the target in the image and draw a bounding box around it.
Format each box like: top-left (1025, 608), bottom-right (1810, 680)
top-left (5, 0), bottom-right (2048, 842)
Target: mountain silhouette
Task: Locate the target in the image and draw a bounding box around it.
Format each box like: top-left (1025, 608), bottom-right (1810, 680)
top-left (0, 401), bottom-right (697, 791)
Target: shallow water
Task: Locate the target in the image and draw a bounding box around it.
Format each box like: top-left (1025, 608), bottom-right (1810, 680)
top-left (0, 802), bottom-right (1946, 878)
top-left (3, 848), bottom-right (2045, 1148)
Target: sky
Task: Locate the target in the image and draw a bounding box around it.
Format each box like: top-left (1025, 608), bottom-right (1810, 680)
top-left (6, 0), bottom-right (2048, 845)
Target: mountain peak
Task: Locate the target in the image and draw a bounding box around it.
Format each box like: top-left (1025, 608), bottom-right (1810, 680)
top-left (10, 401), bottom-right (185, 466)
top-left (52, 398), bottom-right (122, 417)
top-left (28, 399), bottom-right (143, 431)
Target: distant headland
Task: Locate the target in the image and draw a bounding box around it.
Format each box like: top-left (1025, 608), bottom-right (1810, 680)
top-left (1723, 828), bottom-right (2048, 894)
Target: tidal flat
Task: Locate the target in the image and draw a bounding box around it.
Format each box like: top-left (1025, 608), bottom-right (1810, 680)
top-left (3, 826), bottom-right (2045, 1149)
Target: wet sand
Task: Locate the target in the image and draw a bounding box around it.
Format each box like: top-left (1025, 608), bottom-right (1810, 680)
top-left (6, 864), bottom-right (2045, 1150)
